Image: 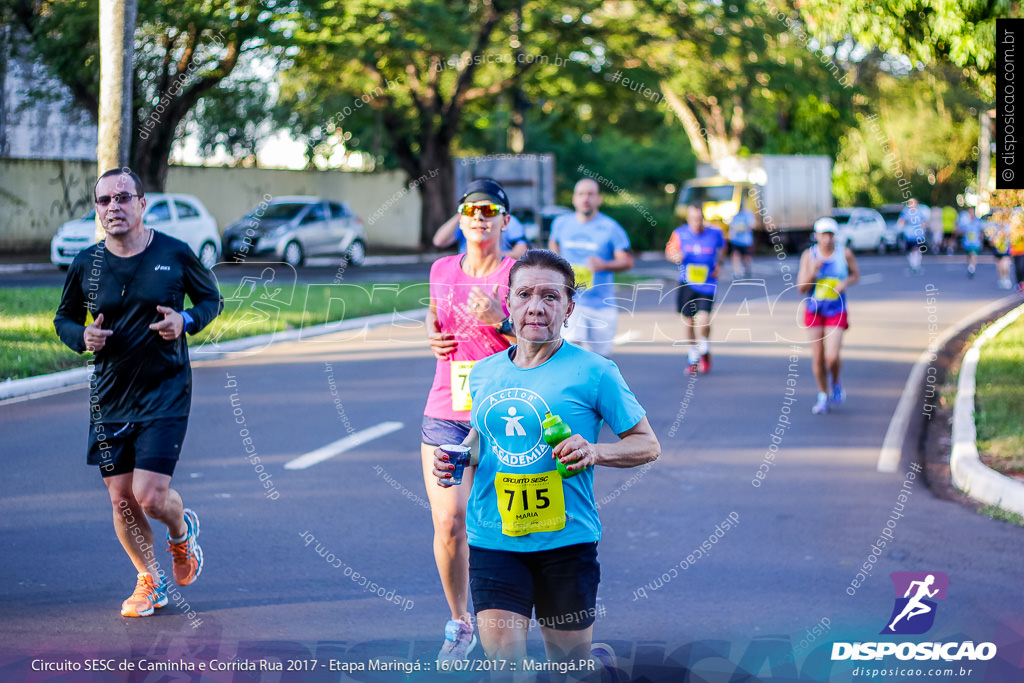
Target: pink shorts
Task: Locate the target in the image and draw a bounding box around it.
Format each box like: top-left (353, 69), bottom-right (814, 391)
top-left (804, 309), bottom-right (849, 329)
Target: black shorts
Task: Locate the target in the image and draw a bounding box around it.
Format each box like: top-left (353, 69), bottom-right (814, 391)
top-left (469, 542), bottom-right (600, 631)
top-left (729, 243), bottom-right (752, 257)
top-left (88, 417), bottom-right (189, 478)
top-left (420, 416), bottom-right (472, 447)
top-left (676, 283), bottom-right (714, 317)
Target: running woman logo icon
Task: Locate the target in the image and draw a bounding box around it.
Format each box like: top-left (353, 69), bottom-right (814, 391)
top-left (881, 571), bottom-right (949, 635)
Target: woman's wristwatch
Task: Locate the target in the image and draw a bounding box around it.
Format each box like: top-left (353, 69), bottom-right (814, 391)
top-left (495, 317), bottom-right (514, 336)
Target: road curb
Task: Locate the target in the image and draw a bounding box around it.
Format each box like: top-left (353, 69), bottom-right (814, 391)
top-left (0, 308), bottom-right (428, 403)
top-left (950, 302), bottom-right (1024, 517)
top-left (877, 294), bottom-right (1022, 472)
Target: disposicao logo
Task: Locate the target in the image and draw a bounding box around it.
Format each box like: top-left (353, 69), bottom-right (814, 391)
top-left (831, 571), bottom-right (997, 663)
top-left (882, 571), bottom-right (948, 635)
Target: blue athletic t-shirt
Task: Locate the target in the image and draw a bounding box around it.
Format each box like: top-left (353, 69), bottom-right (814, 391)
top-left (899, 205), bottom-right (926, 242)
top-left (669, 225), bottom-right (726, 295)
top-left (729, 208), bottom-right (755, 247)
top-left (960, 218), bottom-right (984, 250)
top-left (550, 213), bottom-right (631, 309)
top-left (806, 244), bottom-right (848, 318)
top-left (466, 341), bottom-right (646, 552)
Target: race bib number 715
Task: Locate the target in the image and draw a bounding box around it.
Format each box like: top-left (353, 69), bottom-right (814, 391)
top-left (495, 471), bottom-right (566, 537)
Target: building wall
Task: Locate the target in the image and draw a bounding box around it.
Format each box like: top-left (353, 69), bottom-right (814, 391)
top-left (0, 158), bottom-right (422, 251)
top-left (0, 27), bottom-right (98, 161)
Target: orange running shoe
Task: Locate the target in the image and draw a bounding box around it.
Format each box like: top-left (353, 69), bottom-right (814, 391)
top-left (167, 508), bottom-right (203, 586)
top-left (121, 572), bottom-right (168, 617)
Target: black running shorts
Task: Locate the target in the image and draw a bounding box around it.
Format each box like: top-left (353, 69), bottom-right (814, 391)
top-left (88, 417), bottom-right (189, 478)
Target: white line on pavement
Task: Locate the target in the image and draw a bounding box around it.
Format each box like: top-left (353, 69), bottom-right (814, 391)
top-left (858, 273), bottom-right (884, 285)
top-left (614, 329), bottom-right (642, 345)
top-left (284, 421), bottom-right (404, 470)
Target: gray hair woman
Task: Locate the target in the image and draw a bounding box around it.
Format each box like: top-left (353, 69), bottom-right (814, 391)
top-left (433, 249), bottom-right (660, 673)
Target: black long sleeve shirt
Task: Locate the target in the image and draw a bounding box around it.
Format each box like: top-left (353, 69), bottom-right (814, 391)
top-left (54, 230), bottom-right (223, 423)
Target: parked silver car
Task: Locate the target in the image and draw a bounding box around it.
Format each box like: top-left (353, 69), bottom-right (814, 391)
top-left (222, 196), bottom-right (366, 267)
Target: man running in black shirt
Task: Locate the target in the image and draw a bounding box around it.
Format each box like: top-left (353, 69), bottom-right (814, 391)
top-left (54, 168), bottom-right (223, 618)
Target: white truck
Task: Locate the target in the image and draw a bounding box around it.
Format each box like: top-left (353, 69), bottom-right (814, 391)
top-left (678, 155), bottom-right (833, 250)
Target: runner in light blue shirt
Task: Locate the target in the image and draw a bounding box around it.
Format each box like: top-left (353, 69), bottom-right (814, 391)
top-left (431, 249), bottom-right (658, 672)
top-left (548, 178), bottom-right (633, 357)
top-left (728, 206), bottom-right (756, 279)
top-left (898, 198), bottom-right (927, 273)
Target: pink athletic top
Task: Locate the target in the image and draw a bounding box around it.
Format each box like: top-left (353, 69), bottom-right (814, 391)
top-left (423, 255), bottom-right (515, 420)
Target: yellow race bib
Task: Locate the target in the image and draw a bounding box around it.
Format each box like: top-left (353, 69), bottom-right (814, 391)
top-left (571, 264), bottom-right (594, 291)
top-left (685, 263), bottom-right (709, 284)
top-left (495, 471), bottom-right (566, 537)
top-left (450, 360), bottom-right (475, 411)
top-left (814, 277), bottom-right (841, 301)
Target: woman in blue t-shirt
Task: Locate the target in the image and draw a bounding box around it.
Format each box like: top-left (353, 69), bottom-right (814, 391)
top-left (432, 249), bottom-right (660, 671)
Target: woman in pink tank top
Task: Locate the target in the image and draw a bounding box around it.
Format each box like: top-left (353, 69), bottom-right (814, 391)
top-left (421, 179), bottom-right (517, 660)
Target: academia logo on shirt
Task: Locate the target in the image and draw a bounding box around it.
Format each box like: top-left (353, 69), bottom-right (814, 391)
top-left (881, 571), bottom-right (948, 635)
top-left (479, 388), bottom-right (551, 467)
top-left (831, 571), bottom-right (997, 663)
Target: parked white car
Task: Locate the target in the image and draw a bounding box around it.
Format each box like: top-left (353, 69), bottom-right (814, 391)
top-left (832, 207), bottom-right (887, 252)
top-left (50, 193), bottom-right (221, 269)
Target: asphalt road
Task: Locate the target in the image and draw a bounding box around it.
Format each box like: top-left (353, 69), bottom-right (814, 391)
top-left (1, 252), bottom-right (1022, 683)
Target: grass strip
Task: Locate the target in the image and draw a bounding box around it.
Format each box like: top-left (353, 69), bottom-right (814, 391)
top-left (0, 282), bottom-right (430, 381)
top-left (974, 313), bottom-right (1024, 476)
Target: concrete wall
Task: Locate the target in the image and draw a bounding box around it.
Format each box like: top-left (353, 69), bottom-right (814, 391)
top-left (0, 158), bottom-right (422, 252)
top-left (1, 27), bottom-right (98, 161)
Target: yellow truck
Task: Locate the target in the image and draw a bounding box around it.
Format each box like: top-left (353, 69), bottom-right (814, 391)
top-left (678, 155), bottom-right (833, 251)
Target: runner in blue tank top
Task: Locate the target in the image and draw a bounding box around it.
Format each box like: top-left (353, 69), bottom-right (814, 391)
top-left (797, 217), bottom-right (860, 415)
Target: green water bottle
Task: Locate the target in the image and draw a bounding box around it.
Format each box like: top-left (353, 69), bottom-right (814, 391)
top-left (542, 411), bottom-right (586, 478)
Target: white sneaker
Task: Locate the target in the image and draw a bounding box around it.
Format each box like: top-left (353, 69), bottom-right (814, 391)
top-left (591, 642), bottom-right (624, 683)
top-left (437, 619), bottom-right (476, 661)
top-left (812, 392), bottom-right (829, 415)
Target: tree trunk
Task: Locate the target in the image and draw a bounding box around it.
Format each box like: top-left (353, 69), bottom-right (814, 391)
top-left (133, 125), bottom-right (175, 193)
top-left (97, 0), bottom-right (136, 239)
top-left (660, 82), bottom-right (710, 163)
top-left (97, 0), bottom-right (134, 175)
top-left (120, 0), bottom-right (137, 168)
top-left (417, 145), bottom-right (456, 249)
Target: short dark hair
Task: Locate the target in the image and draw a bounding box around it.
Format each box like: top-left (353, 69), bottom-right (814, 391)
top-left (94, 168), bottom-right (145, 198)
top-left (687, 200), bottom-right (704, 212)
top-left (509, 249), bottom-right (577, 297)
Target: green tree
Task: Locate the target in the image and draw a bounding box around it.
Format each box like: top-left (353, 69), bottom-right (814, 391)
top-left (596, 0), bottom-right (858, 164)
top-left (832, 64), bottom-right (986, 207)
top-left (276, 0), bottom-right (609, 246)
top-left (800, 0), bottom-right (1015, 94)
top-left (6, 0), bottom-right (283, 190)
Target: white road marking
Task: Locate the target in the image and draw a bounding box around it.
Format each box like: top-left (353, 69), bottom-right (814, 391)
top-left (613, 329), bottom-right (642, 345)
top-left (858, 273), bottom-right (884, 285)
top-left (284, 421), bottom-right (404, 470)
